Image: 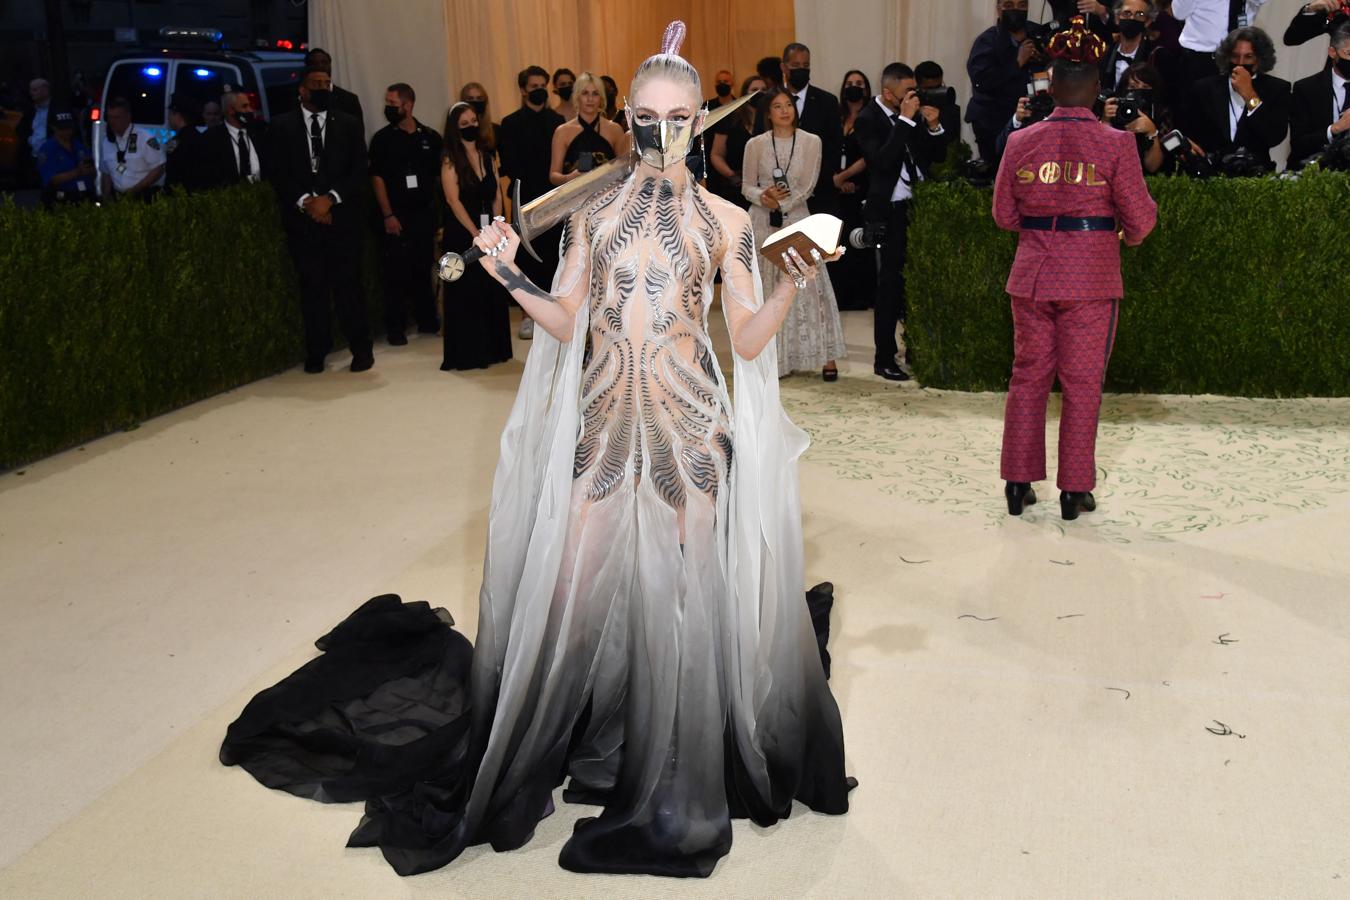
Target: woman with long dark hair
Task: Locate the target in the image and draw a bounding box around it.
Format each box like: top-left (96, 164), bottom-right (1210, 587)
top-left (743, 87), bottom-right (846, 380)
top-left (832, 69), bottom-right (877, 309)
top-left (708, 74), bottom-right (766, 208)
top-left (439, 101), bottom-right (512, 370)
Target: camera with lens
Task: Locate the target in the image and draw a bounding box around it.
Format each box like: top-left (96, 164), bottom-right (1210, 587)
top-left (1217, 146), bottom-right (1268, 178)
top-left (1110, 91), bottom-right (1150, 130)
top-left (917, 87), bottom-right (953, 109)
top-left (1319, 132), bottom-right (1350, 171)
top-left (1024, 72), bottom-right (1054, 126)
top-left (1160, 129), bottom-right (1214, 178)
top-left (847, 219), bottom-right (887, 249)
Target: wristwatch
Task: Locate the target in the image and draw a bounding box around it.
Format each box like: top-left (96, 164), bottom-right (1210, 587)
top-left (1245, 96), bottom-right (1263, 112)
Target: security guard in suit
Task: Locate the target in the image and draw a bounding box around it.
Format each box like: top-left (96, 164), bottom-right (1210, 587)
top-left (992, 18), bottom-right (1158, 521)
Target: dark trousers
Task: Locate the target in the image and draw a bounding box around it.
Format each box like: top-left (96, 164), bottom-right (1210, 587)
top-left (1176, 48), bottom-right (1219, 121)
top-left (872, 199), bottom-right (911, 368)
top-left (380, 211), bottom-right (438, 334)
top-left (288, 221), bottom-right (371, 365)
top-left (974, 126), bottom-right (1001, 165)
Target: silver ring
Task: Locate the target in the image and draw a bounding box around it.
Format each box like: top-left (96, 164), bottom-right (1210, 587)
top-left (810, 248), bottom-right (823, 264)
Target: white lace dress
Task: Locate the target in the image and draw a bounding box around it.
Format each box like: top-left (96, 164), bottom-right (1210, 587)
top-left (741, 128), bottom-right (848, 377)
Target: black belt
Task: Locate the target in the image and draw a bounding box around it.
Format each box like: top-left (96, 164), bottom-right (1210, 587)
top-left (1020, 215), bottom-right (1117, 232)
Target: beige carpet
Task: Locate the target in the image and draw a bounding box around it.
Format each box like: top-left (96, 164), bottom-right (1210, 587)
top-left (2, 310), bottom-right (1348, 899)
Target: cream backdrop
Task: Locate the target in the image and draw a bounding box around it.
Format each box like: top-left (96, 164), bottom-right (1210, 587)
top-left (309, 0), bottom-right (1333, 153)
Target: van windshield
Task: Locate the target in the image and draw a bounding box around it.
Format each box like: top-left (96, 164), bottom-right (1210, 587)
top-left (105, 61), bottom-right (169, 124)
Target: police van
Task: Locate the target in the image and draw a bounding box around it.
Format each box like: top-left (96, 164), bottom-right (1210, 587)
top-left (92, 26), bottom-right (304, 192)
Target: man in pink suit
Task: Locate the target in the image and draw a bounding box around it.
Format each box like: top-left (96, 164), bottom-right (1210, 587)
top-left (992, 17), bottom-right (1158, 521)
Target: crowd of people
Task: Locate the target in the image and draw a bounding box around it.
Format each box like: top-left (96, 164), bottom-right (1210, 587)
top-left (15, 1), bottom-right (1350, 378)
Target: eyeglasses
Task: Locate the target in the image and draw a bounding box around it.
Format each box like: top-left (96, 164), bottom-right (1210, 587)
top-left (1118, 9), bottom-right (1150, 20)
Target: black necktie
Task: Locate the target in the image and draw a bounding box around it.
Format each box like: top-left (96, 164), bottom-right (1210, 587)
top-left (236, 129), bottom-right (251, 177)
top-left (309, 114), bottom-right (323, 171)
top-left (1228, 0), bottom-right (1244, 32)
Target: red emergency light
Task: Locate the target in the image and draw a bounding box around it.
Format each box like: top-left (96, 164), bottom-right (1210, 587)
top-left (90, 107), bottom-right (101, 122)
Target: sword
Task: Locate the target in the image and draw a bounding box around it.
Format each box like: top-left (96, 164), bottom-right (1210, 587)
top-left (437, 91), bottom-right (760, 282)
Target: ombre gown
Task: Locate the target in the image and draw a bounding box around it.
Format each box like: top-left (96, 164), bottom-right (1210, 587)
top-left (220, 169), bottom-right (853, 878)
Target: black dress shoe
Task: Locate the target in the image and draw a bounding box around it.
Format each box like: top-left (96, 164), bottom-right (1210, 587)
top-left (387, 332), bottom-right (408, 346)
top-left (350, 353), bottom-right (375, 373)
top-left (822, 366), bottom-right (839, 382)
top-left (1059, 491), bottom-right (1097, 521)
top-left (1005, 481), bottom-right (1037, 516)
top-left (873, 364), bottom-right (911, 382)
top-left (303, 360), bottom-right (324, 374)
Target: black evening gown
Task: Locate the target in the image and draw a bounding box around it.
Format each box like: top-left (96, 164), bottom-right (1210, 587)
top-left (562, 114), bottom-right (615, 174)
top-left (830, 122), bottom-right (877, 310)
top-left (441, 151), bottom-right (512, 371)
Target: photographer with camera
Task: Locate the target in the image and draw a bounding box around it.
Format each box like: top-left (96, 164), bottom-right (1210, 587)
top-left (1290, 21), bottom-right (1350, 167)
top-left (853, 63), bottom-right (947, 381)
top-left (1181, 26), bottom-right (1291, 174)
top-left (1101, 63), bottom-right (1176, 172)
top-left (914, 61), bottom-right (964, 149)
top-left (967, 0), bottom-right (1052, 164)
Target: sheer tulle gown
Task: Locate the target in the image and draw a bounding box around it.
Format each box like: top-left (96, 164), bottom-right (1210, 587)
top-left (221, 170), bottom-right (853, 878)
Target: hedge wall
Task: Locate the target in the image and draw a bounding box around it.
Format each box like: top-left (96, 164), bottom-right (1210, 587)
top-left (0, 183), bottom-right (381, 470)
top-left (905, 170), bottom-right (1350, 397)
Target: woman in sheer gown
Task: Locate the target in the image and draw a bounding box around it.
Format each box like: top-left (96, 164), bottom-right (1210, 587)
top-left (221, 22), bottom-right (853, 880)
top-left (440, 101), bottom-right (512, 371)
top-left (742, 88), bottom-right (848, 381)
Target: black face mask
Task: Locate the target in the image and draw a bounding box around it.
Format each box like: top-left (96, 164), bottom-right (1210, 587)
top-left (307, 89), bottom-right (332, 112)
top-left (384, 105), bottom-right (403, 125)
top-left (1118, 20), bottom-right (1147, 40)
top-left (787, 68), bottom-right (811, 90)
top-left (468, 99), bottom-right (487, 115)
top-left (1001, 9), bottom-right (1028, 31)
top-left (556, 85), bottom-right (573, 101)
top-left (715, 82), bottom-right (732, 97)
top-left (527, 87), bottom-right (549, 106)
top-left (842, 85), bottom-right (867, 103)
top-left (459, 125), bottom-right (479, 142)
top-left (1335, 57), bottom-right (1350, 79)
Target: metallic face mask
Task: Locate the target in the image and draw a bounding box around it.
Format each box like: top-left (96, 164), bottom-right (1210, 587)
top-left (626, 100), bottom-right (702, 171)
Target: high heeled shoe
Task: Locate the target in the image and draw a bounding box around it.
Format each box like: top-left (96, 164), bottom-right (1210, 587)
top-left (1005, 481), bottom-right (1037, 516)
top-left (822, 365), bottom-right (839, 382)
top-left (1059, 491), bottom-right (1097, 521)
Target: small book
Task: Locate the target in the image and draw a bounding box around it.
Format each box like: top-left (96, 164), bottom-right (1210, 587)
top-left (759, 213), bottom-right (844, 274)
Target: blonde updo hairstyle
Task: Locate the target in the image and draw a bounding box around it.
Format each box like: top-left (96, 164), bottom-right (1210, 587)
top-left (629, 21), bottom-right (703, 110)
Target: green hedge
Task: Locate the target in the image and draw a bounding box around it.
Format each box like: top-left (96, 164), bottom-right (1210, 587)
top-left (0, 183), bottom-right (382, 470)
top-left (905, 170), bottom-right (1350, 397)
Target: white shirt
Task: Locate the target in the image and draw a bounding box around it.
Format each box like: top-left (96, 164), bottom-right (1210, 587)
top-left (1330, 69), bottom-right (1348, 142)
top-left (298, 108), bottom-right (341, 208)
top-left (791, 84), bottom-right (809, 119)
top-left (1174, 0), bottom-right (1268, 52)
top-left (1227, 77), bottom-right (1259, 140)
top-left (28, 104), bottom-right (49, 156)
top-left (100, 126), bottom-right (167, 193)
top-left (225, 121), bottom-right (260, 182)
top-left (1114, 38), bottom-right (1146, 85)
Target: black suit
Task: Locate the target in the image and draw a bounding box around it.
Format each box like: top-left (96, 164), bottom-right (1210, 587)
top-left (853, 98), bottom-right (946, 368)
top-left (794, 84), bottom-right (843, 216)
top-left (198, 122), bottom-right (268, 189)
top-left (165, 126), bottom-right (212, 192)
top-left (331, 85), bottom-right (364, 133)
top-left (967, 22), bottom-right (1050, 163)
top-left (1184, 72), bottom-right (1292, 170)
top-left (1290, 67), bottom-right (1345, 167)
top-left (1284, 8), bottom-right (1348, 46)
top-left (1100, 38), bottom-right (1158, 93)
top-left (267, 107), bottom-right (372, 367)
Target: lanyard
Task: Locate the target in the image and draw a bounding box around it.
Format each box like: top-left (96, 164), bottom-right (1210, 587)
top-left (114, 127), bottom-right (133, 163)
top-left (771, 130), bottom-right (796, 175)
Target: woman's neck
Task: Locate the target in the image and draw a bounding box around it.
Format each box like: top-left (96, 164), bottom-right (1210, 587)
top-left (578, 110), bottom-right (600, 125)
top-left (636, 160), bottom-right (689, 191)
top-left (771, 123), bottom-right (795, 138)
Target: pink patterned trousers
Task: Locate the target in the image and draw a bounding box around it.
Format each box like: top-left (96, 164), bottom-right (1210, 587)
top-left (1000, 296), bottom-right (1119, 492)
